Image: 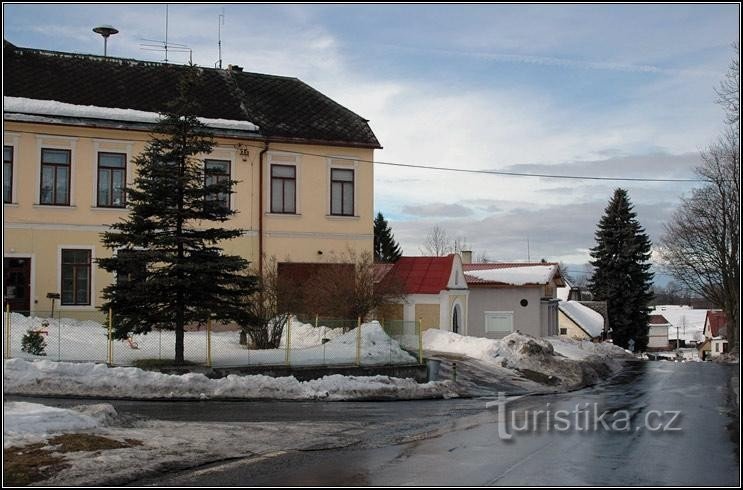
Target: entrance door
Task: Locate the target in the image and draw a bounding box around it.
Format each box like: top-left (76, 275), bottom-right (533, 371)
top-left (452, 304), bottom-right (460, 334)
top-left (4, 258), bottom-right (31, 312)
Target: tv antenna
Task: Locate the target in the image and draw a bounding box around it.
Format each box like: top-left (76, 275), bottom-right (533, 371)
top-left (216, 8), bottom-right (225, 69)
top-left (138, 5), bottom-right (192, 63)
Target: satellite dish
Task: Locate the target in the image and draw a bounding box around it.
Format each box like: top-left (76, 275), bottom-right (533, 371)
top-left (93, 25), bottom-right (119, 56)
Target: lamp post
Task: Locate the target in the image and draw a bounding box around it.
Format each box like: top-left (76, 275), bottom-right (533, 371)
top-left (93, 25), bottom-right (119, 57)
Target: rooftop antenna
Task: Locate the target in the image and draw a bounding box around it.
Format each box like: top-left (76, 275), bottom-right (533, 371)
top-left (527, 237), bottom-right (531, 262)
top-left (216, 9), bottom-right (225, 69)
top-left (93, 25), bottom-right (119, 57)
top-left (138, 5), bottom-right (192, 63)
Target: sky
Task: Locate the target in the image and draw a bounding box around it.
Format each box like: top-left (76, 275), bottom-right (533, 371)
top-left (3, 3), bottom-right (740, 285)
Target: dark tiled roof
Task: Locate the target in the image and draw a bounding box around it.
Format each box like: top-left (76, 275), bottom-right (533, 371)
top-left (648, 314), bottom-right (671, 325)
top-left (705, 311), bottom-right (727, 338)
top-left (3, 42), bottom-right (381, 148)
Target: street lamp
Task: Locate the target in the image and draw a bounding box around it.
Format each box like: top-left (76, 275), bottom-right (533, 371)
top-left (93, 25), bottom-right (119, 57)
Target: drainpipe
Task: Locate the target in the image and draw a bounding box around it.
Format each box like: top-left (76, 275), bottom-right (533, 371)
top-left (258, 141), bottom-right (269, 274)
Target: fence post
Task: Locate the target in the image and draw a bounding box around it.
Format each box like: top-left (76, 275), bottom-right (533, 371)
top-left (206, 315), bottom-right (212, 368)
top-left (4, 304), bottom-right (10, 359)
top-left (418, 317), bottom-right (423, 365)
top-left (107, 308), bottom-right (113, 365)
top-left (355, 316), bottom-right (362, 366)
top-left (285, 315), bottom-right (291, 366)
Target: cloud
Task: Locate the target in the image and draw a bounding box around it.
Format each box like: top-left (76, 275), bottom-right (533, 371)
top-left (401, 202), bottom-right (474, 218)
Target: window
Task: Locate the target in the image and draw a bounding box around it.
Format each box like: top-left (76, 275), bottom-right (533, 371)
top-left (61, 249), bottom-right (91, 305)
top-left (40, 148), bottom-right (71, 205)
top-left (560, 328), bottom-right (568, 335)
top-left (204, 159), bottom-right (231, 210)
top-left (4, 145), bottom-right (13, 203)
top-left (330, 168), bottom-right (354, 216)
top-left (97, 152), bottom-right (126, 207)
top-left (270, 164), bottom-right (296, 213)
top-left (484, 311), bottom-right (514, 334)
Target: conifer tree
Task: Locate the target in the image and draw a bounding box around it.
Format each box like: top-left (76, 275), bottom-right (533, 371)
top-left (97, 66), bottom-right (258, 364)
top-left (373, 212), bottom-right (403, 263)
top-left (589, 189), bottom-right (654, 350)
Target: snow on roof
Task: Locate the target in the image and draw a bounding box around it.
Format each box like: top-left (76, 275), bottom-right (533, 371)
top-left (558, 301), bottom-right (604, 338)
top-left (464, 264), bottom-right (557, 286)
top-left (651, 306), bottom-right (708, 342)
top-left (4, 96), bottom-right (259, 132)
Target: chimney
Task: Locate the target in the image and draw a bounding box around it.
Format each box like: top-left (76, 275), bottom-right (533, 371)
top-left (227, 64), bottom-right (243, 72)
top-left (461, 250), bottom-right (472, 264)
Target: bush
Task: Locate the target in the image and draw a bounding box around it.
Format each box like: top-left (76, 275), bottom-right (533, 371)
top-left (21, 330), bottom-right (47, 356)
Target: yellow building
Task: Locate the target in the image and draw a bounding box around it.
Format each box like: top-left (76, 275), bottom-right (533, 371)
top-left (3, 42), bottom-right (380, 317)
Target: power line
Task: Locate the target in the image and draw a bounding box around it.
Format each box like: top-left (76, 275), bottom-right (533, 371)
top-left (239, 143), bottom-right (709, 183)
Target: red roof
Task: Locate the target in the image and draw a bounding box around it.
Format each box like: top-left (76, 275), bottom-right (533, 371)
top-left (648, 314), bottom-right (671, 325)
top-left (380, 255), bottom-right (456, 294)
top-left (705, 311), bottom-right (728, 337)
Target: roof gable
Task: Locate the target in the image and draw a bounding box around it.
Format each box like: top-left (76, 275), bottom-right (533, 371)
top-left (3, 43), bottom-right (381, 148)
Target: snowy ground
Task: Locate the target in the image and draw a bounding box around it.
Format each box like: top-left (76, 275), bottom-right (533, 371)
top-left (3, 358), bottom-right (459, 401)
top-left (421, 330), bottom-right (632, 393)
top-left (3, 401), bottom-right (373, 486)
top-left (6, 313), bottom-right (418, 367)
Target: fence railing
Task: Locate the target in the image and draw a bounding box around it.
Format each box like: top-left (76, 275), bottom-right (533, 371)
top-left (3, 307), bottom-right (422, 369)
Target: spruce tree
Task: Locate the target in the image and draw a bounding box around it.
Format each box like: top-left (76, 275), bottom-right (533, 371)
top-left (97, 66), bottom-right (258, 364)
top-left (374, 212), bottom-right (403, 263)
top-left (589, 189), bottom-right (654, 350)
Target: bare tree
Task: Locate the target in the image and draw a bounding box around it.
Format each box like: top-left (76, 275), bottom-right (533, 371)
top-left (239, 257), bottom-right (305, 349)
top-left (303, 250), bottom-right (407, 321)
top-left (715, 43), bottom-right (739, 132)
top-left (476, 251), bottom-right (492, 263)
top-left (420, 225), bottom-right (451, 256)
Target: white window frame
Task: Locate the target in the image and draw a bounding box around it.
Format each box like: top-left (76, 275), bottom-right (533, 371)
top-left (266, 152), bottom-right (301, 215)
top-left (326, 157), bottom-right (358, 218)
top-left (484, 310), bottom-right (514, 334)
top-left (57, 245), bottom-right (96, 310)
top-left (35, 135), bottom-right (77, 207)
top-left (4, 133), bottom-right (19, 205)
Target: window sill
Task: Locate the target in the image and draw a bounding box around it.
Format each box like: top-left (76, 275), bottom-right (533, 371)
top-left (265, 212), bottom-right (302, 218)
top-left (4, 202), bottom-right (19, 207)
top-left (91, 206), bottom-right (128, 212)
top-left (33, 204), bottom-right (76, 209)
top-left (326, 214), bottom-right (360, 220)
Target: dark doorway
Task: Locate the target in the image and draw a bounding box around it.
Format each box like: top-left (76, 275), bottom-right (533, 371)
top-left (452, 304), bottom-right (460, 334)
top-left (4, 257), bottom-right (31, 312)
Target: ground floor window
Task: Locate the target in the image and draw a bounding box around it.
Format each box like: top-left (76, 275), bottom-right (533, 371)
top-left (560, 328), bottom-right (568, 335)
top-left (61, 249), bottom-right (92, 305)
top-left (484, 311), bottom-right (513, 334)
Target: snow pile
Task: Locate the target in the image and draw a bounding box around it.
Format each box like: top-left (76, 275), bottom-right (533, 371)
top-left (558, 301), bottom-right (605, 337)
top-left (3, 359), bottom-right (458, 401)
top-left (465, 265), bottom-right (556, 285)
top-left (5, 96), bottom-right (259, 132)
top-left (423, 329), bottom-right (630, 391)
top-left (4, 402), bottom-right (118, 448)
top-left (279, 318), bottom-right (345, 348)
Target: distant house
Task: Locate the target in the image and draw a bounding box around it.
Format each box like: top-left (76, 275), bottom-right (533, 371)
top-left (463, 260), bottom-right (563, 339)
top-left (697, 311), bottom-right (728, 360)
top-left (375, 254), bottom-right (469, 333)
top-left (558, 301), bottom-right (604, 341)
top-left (651, 305), bottom-right (708, 347)
top-left (647, 314), bottom-right (672, 351)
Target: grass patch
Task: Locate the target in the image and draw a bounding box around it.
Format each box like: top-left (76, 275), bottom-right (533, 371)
top-left (4, 435), bottom-right (143, 486)
top-left (133, 358), bottom-right (199, 369)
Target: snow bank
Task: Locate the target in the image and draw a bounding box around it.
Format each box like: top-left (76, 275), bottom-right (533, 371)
top-left (423, 330), bottom-right (631, 391)
top-left (4, 96), bottom-right (259, 132)
top-left (3, 359), bottom-right (458, 401)
top-left (558, 301), bottom-right (604, 338)
top-left (279, 318), bottom-right (345, 348)
top-left (465, 265), bottom-right (556, 285)
top-left (4, 402), bottom-right (118, 448)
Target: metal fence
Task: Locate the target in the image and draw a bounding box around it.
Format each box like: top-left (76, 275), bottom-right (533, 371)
top-left (3, 307), bottom-right (422, 368)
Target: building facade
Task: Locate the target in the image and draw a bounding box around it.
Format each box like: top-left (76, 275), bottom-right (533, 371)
top-left (3, 42), bottom-right (380, 317)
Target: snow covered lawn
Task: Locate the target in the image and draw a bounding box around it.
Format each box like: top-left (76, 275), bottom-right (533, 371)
top-left (422, 330), bottom-right (632, 392)
top-left (6, 313), bottom-right (418, 367)
top-left (3, 358), bottom-right (458, 401)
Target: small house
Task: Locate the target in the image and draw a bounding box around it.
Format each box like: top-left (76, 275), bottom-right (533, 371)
top-left (558, 301), bottom-right (605, 340)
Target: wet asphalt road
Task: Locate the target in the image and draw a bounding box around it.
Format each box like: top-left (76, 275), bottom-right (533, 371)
top-left (127, 361), bottom-right (739, 486)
